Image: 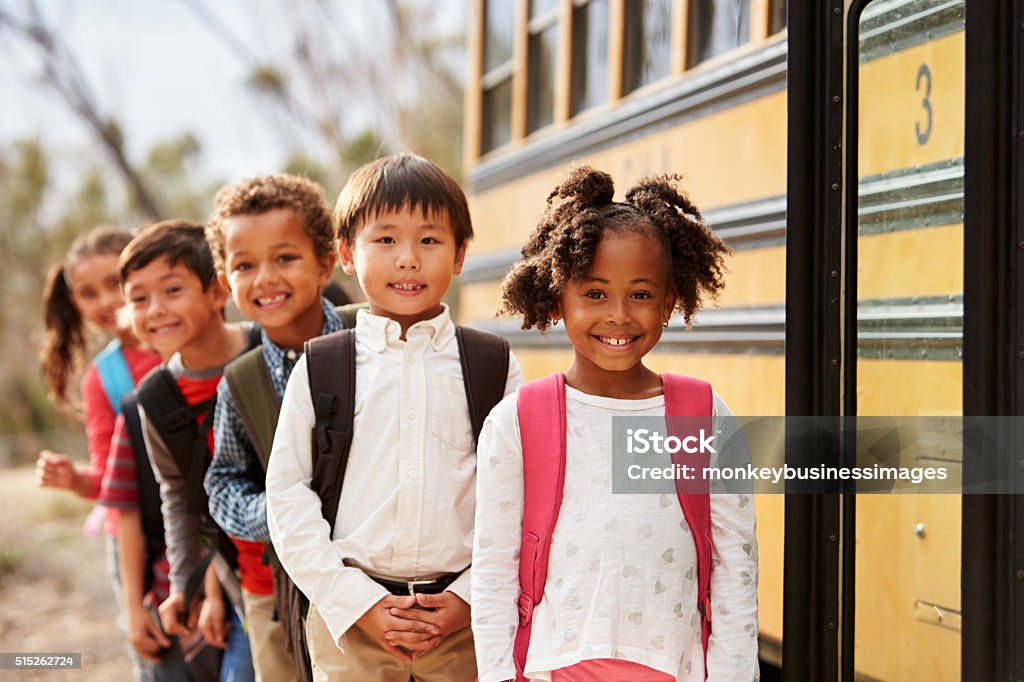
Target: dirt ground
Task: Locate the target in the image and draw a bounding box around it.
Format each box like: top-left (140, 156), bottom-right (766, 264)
top-left (0, 467), bottom-right (133, 680)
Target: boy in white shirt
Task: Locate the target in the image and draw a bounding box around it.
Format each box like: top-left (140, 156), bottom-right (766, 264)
top-left (266, 153), bottom-right (521, 682)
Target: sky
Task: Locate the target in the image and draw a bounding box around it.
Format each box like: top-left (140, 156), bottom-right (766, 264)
top-left (0, 0), bottom-right (462, 184)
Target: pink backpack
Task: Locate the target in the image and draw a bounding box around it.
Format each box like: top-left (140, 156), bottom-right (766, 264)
top-left (513, 372), bottom-right (714, 681)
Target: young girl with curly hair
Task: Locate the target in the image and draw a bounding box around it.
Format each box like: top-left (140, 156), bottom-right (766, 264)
top-left (471, 167), bottom-right (759, 681)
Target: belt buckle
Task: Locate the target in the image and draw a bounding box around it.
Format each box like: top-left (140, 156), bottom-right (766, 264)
top-left (406, 579), bottom-right (434, 596)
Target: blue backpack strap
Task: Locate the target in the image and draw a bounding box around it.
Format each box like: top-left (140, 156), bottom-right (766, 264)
top-left (93, 339), bottom-right (134, 415)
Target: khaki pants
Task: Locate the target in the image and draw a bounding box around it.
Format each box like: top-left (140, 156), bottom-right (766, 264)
top-left (243, 589), bottom-right (299, 682)
top-left (305, 604), bottom-right (477, 682)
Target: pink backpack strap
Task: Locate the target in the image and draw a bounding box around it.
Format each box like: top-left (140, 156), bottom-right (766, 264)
top-left (662, 373), bottom-right (714, 675)
top-left (513, 373), bottom-right (567, 681)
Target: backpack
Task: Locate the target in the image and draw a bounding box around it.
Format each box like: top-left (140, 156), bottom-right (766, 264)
top-left (120, 391), bottom-right (166, 596)
top-left (94, 339), bottom-right (134, 415)
top-left (218, 303), bottom-right (367, 680)
top-left (133, 326), bottom-right (261, 611)
top-left (305, 325), bottom-right (510, 535)
top-left (513, 372), bottom-right (714, 681)
top-left (223, 346), bottom-right (312, 679)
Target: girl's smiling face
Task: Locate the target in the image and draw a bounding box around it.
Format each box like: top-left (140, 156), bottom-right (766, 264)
top-left (68, 253), bottom-right (125, 334)
top-left (554, 229), bottom-right (676, 398)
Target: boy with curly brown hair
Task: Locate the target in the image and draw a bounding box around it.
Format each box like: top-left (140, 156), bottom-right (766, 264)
top-left (204, 174), bottom-right (346, 682)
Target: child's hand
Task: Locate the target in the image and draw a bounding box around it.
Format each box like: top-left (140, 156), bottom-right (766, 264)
top-left (388, 591), bottom-right (471, 638)
top-left (198, 595), bottom-right (229, 649)
top-left (158, 592), bottom-right (198, 636)
top-left (355, 595), bottom-right (441, 661)
top-left (35, 450), bottom-right (78, 491)
top-left (125, 603), bottom-right (171, 663)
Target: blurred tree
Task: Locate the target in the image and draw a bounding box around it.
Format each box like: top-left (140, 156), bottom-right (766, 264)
top-left (138, 132), bottom-right (221, 222)
top-left (281, 152), bottom-right (332, 193)
top-left (341, 129), bottom-right (390, 174)
top-left (0, 131), bottom-right (219, 452)
top-left (0, 1), bottom-right (165, 220)
top-left (178, 0), bottom-right (465, 184)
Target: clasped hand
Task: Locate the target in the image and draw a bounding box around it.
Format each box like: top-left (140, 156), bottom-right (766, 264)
top-left (356, 591), bottom-right (470, 662)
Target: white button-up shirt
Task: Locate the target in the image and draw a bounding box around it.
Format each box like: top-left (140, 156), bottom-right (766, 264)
top-left (266, 305), bottom-right (522, 645)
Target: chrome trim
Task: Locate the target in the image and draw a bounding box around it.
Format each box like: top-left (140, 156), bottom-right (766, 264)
top-left (459, 297), bottom-right (964, 361)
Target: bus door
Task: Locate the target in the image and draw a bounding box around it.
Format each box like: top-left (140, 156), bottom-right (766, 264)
top-left (786, 0), bottom-right (1023, 680)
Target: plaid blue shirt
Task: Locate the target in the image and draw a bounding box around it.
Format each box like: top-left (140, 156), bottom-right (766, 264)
top-left (205, 299), bottom-right (346, 542)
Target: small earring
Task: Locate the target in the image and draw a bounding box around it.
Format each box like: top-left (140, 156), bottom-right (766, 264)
top-left (552, 318), bottom-right (559, 326)
top-left (663, 319), bottom-right (670, 328)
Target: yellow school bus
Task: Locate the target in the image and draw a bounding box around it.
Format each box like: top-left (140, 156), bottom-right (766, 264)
top-left (456, 1), bottom-right (999, 679)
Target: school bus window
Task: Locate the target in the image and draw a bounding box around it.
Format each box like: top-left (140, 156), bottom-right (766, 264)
top-left (481, 0), bottom-right (515, 153)
top-left (622, 0), bottom-right (672, 95)
top-left (687, 0), bottom-right (751, 67)
top-left (768, 0), bottom-right (787, 35)
top-left (527, 1), bottom-right (559, 133)
top-left (571, 0), bottom-right (609, 116)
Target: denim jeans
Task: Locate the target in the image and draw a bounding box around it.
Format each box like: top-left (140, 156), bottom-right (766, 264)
top-left (219, 607), bottom-right (254, 682)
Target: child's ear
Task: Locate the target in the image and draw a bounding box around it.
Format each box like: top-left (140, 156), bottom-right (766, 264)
top-left (337, 241), bottom-right (356, 276)
top-left (317, 251), bottom-right (337, 287)
top-left (662, 288), bottom-right (678, 325)
top-left (208, 277), bottom-right (230, 311)
top-left (217, 271), bottom-right (232, 294)
top-left (549, 303), bottom-right (562, 324)
top-left (452, 242), bottom-right (467, 275)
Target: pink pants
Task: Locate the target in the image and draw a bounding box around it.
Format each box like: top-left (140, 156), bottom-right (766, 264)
top-left (551, 658), bottom-right (675, 681)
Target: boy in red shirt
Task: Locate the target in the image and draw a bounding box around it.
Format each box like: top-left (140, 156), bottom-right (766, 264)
top-left (119, 220), bottom-right (258, 681)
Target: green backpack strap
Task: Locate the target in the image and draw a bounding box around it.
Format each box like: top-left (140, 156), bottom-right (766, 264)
top-left (337, 302), bottom-right (367, 329)
top-left (226, 345), bottom-right (311, 680)
top-left (455, 326), bottom-right (510, 444)
top-left (224, 346), bottom-right (281, 472)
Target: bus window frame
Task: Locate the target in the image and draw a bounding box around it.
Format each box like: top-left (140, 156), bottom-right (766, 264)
top-left (960, 0), bottom-right (1024, 679)
top-left (784, 0), bottom-right (846, 678)
top-left (526, 1), bottom-right (560, 133)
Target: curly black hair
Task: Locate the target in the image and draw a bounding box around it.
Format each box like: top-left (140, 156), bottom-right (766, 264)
top-left (500, 166), bottom-right (731, 331)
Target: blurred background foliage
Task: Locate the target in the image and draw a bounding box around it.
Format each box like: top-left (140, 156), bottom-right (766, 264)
top-left (0, 0), bottom-right (465, 465)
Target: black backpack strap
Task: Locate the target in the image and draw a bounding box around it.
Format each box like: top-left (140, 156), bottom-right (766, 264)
top-left (267, 544), bottom-right (313, 681)
top-left (224, 346), bottom-right (281, 472)
top-left (135, 368), bottom-right (216, 516)
top-left (245, 322), bottom-right (263, 349)
top-left (305, 329), bottom-right (357, 535)
top-left (455, 326), bottom-right (510, 444)
top-left (121, 391), bottom-right (165, 594)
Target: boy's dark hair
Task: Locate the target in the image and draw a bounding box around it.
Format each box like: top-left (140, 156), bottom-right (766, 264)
top-left (206, 174), bottom-right (335, 272)
top-left (334, 153), bottom-right (473, 247)
top-left (500, 166), bottom-right (732, 331)
top-left (119, 220), bottom-right (216, 290)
